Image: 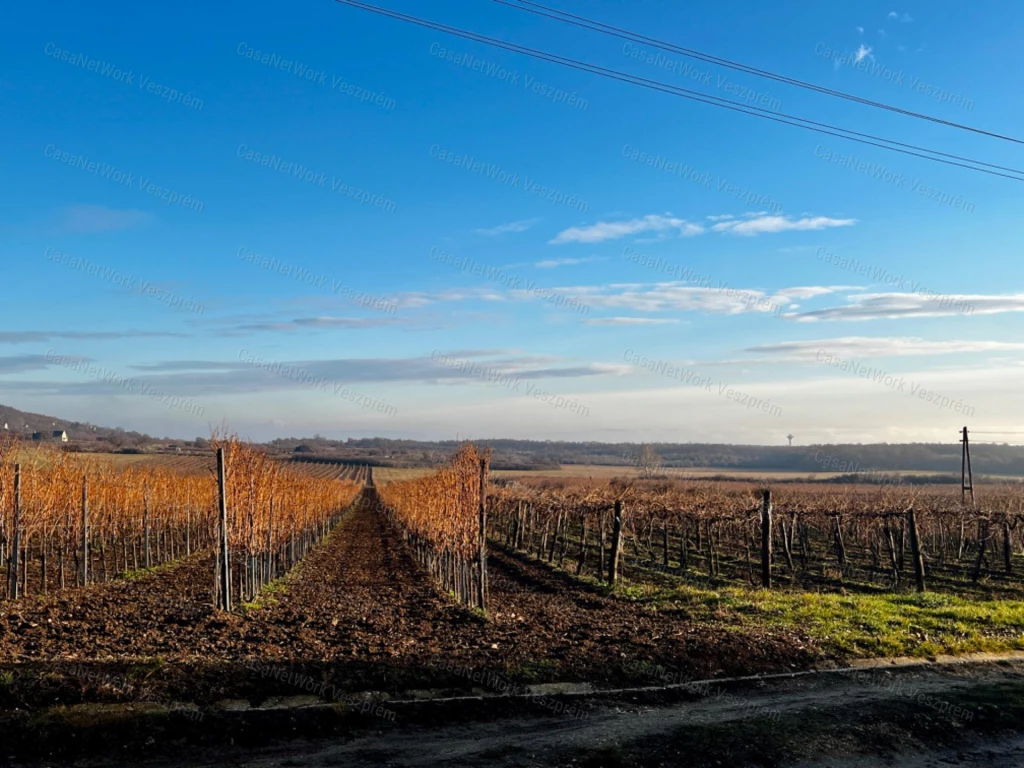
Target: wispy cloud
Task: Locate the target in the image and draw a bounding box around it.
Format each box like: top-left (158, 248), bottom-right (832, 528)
top-left (534, 256), bottom-right (605, 269)
top-left (770, 285), bottom-right (859, 303)
top-left (853, 44), bottom-right (873, 64)
top-left (390, 287), bottom-right (505, 309)
top-left (0, 330), bottom-right (188, 344)
top-left (474, 219), bottom-right (539, 236)
top-left (550, 214), bottom-right (704, 244)
top-left (551, 282), bottom-right (848, 315)
top-left (0, 355), bottom-right (69, 374)
top-left (711, 214), bottom-right (857, 236)
top-left (788, 292), bottom-right (1023, 322)
top-left (11, 352), bottom-right (628, 399)
top-left (58, 204), bottom-right (154, 234)
top-left (586, 317), bottom-right (682, 326)
top-left (233, 316), bottom-right (406, 332)
top-left (552, 213), bottom-right (855, 243)
top-left (390, 280), bottom-right (854, 318)
top-left (747, 337), bottom-right (1024, 359)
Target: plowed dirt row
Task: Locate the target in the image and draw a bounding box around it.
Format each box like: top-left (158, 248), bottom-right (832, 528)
top-left (0, 494), bottom-right (819, 706)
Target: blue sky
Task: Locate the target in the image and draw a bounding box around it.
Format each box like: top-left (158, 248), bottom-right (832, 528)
top-left (2, 0), bottom-right (1022, 444)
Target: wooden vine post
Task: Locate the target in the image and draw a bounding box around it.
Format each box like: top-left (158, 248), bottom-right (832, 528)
top-left (906, 507), bottom-right (926, 593)
top-left (216, 448), bottom-right (231, 611)
top-left (7, 464), bottom-right (21, 599)
top-left (1003, 513), bottom-right (1013, 575)
top-left (760, 489), bottom-right (773, 589)
top-left (80, 474), bottom-right (89, 587)
top-left (477, 456), bottom-right (488, 612)
top-left (143, 484), bottom-right (152, 569)
top-left (608, 500), bottom-right (623, 586)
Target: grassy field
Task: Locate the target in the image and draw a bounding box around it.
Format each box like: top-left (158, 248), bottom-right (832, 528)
top-left (616, 578), bottom-right (1024, 660)
top-left (8, 447), bottom-right (158, 470)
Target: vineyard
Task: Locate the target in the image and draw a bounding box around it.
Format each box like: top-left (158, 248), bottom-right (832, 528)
top-left (378, 444), bottom-right (489, 608)
top-left (0, 438), bottom-right (360, 604)
top-left (288, 458), bottom-right (372, 484)
top-left (3, 440), bottom-right (1024, 759)
top-left (488, 478), bottom-right (1024, 599)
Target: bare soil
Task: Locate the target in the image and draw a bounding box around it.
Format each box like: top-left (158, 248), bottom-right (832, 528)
top-left (0, 492), bottom-right (817, 712)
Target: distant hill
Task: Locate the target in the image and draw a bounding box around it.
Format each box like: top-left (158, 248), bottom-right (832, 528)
top-left (0, 403), bottom-right (161, 449)
top-left (2, 402), bottom-right (1021, 478)
top-left (275, 437), bottom-right (1024, 478)
top-left (0, 403), bottom-right (112, 441)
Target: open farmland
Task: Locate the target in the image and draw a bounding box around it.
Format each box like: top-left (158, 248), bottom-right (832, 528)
top-left (2, 442), bottom-right (1024, 764)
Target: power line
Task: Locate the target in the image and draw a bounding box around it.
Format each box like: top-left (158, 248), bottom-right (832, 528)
top-left (331, 0), bottom-right (1024, 182)
top-left (496, 0), bottom-right (1024, 146)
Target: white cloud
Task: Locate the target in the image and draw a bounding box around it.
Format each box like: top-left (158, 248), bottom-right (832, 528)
top-left (546, 282), bottom-right (848, 315)
top-left (391, 287), bottom-right (506, 309)
top-left (235, 316), bottom-right (405, 332)
top-left (853, 44), bottom-right (873, 64)
top-left (395, 279), bottom-right (855, 319)
top-left (585, 317), bottom-right (681, 326)
top-left (769, 286), bottom-right (859, 303)
top-left (553, 212), bottom-right (854, 243)
top-left (856, 26), bottom-right (864, 34)
top-left (888, 11), bottom-right (899, 19)
top-left (550, 214), bottom-right (704, 244)
top-left (535, 256), bottom-right (605, 269)
top-left (746, 337), bottom-right (1024, 359)
top-left (474, 219), bottom-right (539, 236)
top-left (787, 292), bottom-right (1023, 321)
top-left (711, 214), bottom-right (857, 236)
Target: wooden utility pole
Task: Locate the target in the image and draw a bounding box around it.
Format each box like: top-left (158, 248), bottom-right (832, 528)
top-left (961, 427), bottom-right (975, 506)
top-left (7, 465), bottom-right (21, 599)
top-left (906, 508), bottom-right (926, 593)
top-left (608, 500), bottom-right (624, 586)
top-left (216, 448), bottom-right (231, 611)
top-left (81, 475), bottom-right (89, 587)
top-left (760, 490), bottom-right (773, 589)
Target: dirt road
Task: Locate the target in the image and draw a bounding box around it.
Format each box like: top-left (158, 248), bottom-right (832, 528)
top-left (120, 658), bottom-right (1024, 768)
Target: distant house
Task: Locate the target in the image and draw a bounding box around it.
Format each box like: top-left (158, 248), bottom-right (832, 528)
top-left (32, 432), bottom-right (43, 441)
top-left (53, 430), bottom-right (69, 443)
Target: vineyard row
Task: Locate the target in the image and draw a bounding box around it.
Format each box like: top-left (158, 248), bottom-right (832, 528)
top-left (0, 439), bottom-right (361, 606)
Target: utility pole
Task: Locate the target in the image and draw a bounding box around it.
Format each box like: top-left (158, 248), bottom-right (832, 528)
top-left (961, 427), bottom-right (975, 506)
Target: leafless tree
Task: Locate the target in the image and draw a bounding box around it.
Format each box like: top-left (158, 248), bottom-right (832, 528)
top-left (638, 444), bottom-right (662, 479)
